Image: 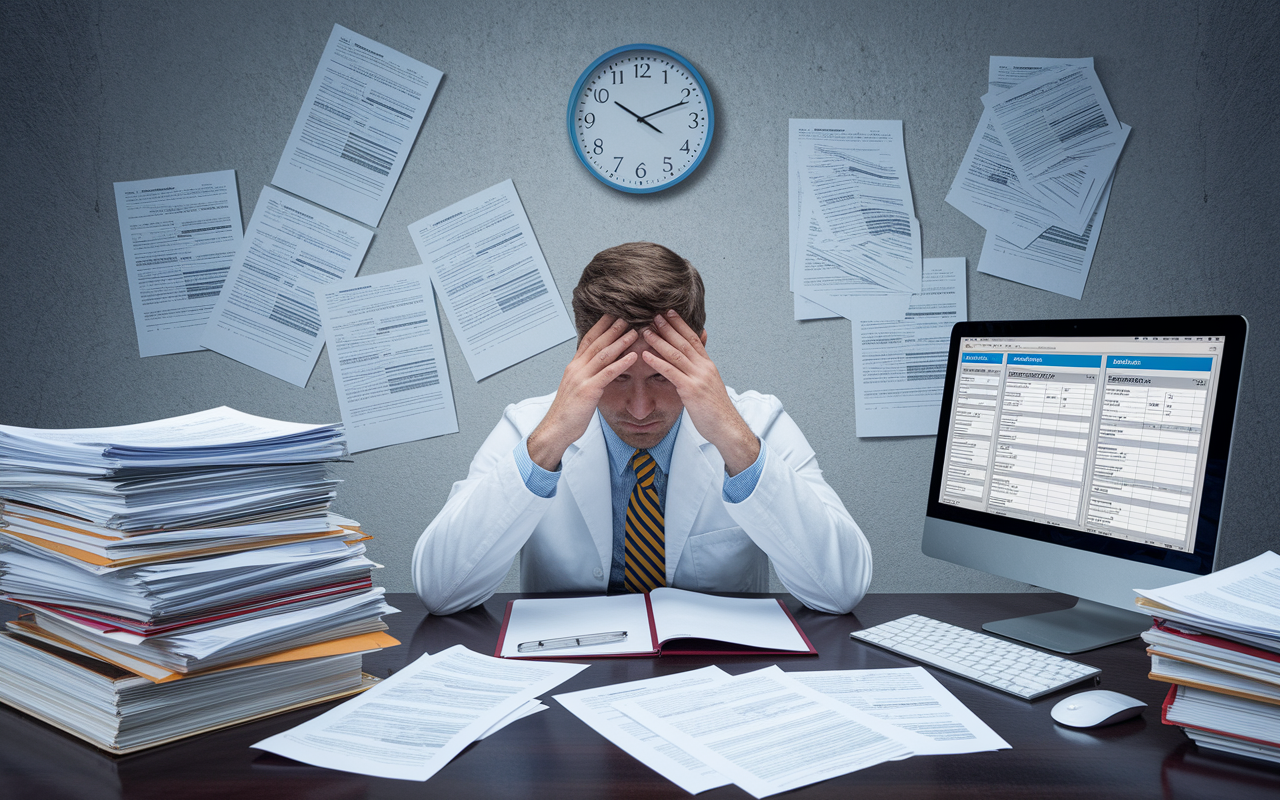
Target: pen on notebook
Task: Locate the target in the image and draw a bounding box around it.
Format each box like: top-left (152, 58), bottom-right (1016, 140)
top-left (517, 630), bottom-right (628, 653)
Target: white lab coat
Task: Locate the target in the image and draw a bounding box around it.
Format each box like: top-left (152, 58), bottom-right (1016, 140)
top-left (412, 388), bottom-right (872, 615)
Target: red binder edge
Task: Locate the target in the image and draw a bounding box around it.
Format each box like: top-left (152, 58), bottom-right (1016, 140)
top-left (494, 595), bottom-right (817, 659)
top-left (1160, 683), bottom-right (1280, 748)
top-left (1152, 620), bottom-right (1280, 664)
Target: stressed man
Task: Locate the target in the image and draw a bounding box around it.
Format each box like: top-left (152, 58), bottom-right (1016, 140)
top-left (413, 242), bottom-right (871, 615)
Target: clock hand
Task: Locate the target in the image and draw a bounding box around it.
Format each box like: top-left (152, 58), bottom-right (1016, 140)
top-left (614, 101), bottom-right (663, 134)
top-left (637, 100), bottom-right (689, 121)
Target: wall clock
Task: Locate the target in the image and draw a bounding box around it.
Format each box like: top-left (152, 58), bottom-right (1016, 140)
top-left (568, 44), bottom-right (714, 193)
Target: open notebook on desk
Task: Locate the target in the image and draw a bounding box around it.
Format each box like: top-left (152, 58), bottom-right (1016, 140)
top-left (496, 588), bottom-right (816, 658)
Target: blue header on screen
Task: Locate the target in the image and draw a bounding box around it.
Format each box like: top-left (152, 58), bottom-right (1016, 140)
top-left (1107, 355), bottom-right (1214, 371)
top-left (1007, 353), bottom-right (1102, 368)
top-left (566, 44), bottom-right (714, 194)
top-left (961, 352), bottom-right (1005, 363)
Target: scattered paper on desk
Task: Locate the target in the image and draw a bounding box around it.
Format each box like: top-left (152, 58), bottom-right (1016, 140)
top-left (317, 265), bottom-right (458, 452)
top-left (478, 699), bottom-right (548, 739)
top-left (113, 170), bottom-right (242, 357)
top-left (614, 665), bottom-right (915, 799)
top-left (788, 120), bottom-right (921, 322)
top-left (978, 175), bottom-right (1114, 299)
top-left (851, 257), bottom-right (966, 437)
top-left (253, 644), bottom-right (586, 781)
top-left (790, 667), bottom-right (1010, 754)
top-left (554, 666), bottom-right (733, 794)
top-left (201, 186), bottom-right (373, 387)
top-left (407, 180), bottom-right (575, 381)
top-left (272, 24), bottom-right (442, 227)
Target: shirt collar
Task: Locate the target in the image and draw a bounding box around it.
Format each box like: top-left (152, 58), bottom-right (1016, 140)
top-left (599, 412), bottom-right (681, 477)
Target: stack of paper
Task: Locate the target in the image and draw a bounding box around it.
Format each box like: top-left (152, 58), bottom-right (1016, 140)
top-left (947, 57), bottom-right (1130, 299)
top-left (0, 407), bottom-right (399, 753)
top-left (1135, 551), bottom-right (1280, 764)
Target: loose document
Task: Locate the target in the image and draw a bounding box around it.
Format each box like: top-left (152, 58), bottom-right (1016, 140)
top-left (113, 171), bottom-right (242, 357)
top-left (614, 665), bottom-right (918, 798)
top-left (978, 173), bottom-right (1116, 300)
top-left (253, 644), bottom-right (585, 781)
top-left (408, 180), bottom-right (575, 380)
top-left (272, 24), bottom-right (442, 227)
top-left (201, 186), bottom-right (373, 387)
top-left (851, 257), bottom-right (966, 437)
top-left (788, 667), bottom-right (1009, 755)
top-left (789, 120), bottom-right (921, 322)
top-left (947, 57), bottom-right (1129, 298)
top-left (554, 667), bottom-right (734, 794)
top-left (317, 265), bottom-right (458, 453)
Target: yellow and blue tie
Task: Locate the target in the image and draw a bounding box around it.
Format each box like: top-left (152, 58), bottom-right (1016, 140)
top-left (623, 449), bottom-right (665, 593)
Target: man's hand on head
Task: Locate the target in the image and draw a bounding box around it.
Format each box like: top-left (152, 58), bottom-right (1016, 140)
top-left (526, 315), bottom-right (638, 471)
top-left (641, 311), bottom-right (761, 476)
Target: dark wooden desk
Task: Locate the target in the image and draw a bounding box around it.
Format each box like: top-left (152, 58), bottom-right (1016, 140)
top-left (2, 592), bottom-right (1277, 799)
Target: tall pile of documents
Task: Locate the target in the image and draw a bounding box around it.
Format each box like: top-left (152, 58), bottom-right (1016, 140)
top-left (946, 56), bottom-right (1129, 300)
top-left (1135, 551), bottom-right (1280, 764)
top-left (0, 407), bottom-right (398, 754)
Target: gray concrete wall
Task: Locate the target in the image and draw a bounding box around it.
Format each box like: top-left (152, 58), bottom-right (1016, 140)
top-left (1, 0), bottom-right (1276, 597)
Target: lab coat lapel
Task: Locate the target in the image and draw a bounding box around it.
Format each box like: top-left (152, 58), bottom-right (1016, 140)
top-left (562, 412), bottom-right (614, 576)
top-left (664, 411), bottom-right (715, 584)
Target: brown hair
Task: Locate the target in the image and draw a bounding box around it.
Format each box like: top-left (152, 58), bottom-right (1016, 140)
top-left (572, 242), bottom-right (706, 339)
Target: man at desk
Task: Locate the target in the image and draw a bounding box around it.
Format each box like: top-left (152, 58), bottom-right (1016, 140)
top-left (413, 242), bottom-right (871, 615)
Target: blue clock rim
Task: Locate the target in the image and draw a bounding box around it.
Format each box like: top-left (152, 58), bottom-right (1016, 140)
top-left (566, 44), bottom-right (715, 195)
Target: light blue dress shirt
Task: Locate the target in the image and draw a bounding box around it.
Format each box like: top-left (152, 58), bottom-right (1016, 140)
top-left (513, 412), bottom-right (766, 592)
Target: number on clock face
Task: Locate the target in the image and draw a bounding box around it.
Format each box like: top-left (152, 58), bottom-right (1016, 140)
top-left (571, 49), bottom-right (711, 192)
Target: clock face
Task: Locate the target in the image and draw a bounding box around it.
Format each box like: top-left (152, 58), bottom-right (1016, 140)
top-left (568, 45), bottom-right (713, 193)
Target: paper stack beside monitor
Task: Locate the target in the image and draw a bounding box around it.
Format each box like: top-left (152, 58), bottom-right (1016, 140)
top-left (0, 407), bottom-right (399, 754)
top-left (1135, 551), bottom-right (1280, 764)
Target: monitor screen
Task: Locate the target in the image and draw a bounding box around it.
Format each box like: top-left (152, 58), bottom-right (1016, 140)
top-left (922, 315), bottom-right (1247, 651)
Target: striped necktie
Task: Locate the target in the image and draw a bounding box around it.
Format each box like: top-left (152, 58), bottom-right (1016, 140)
top-left (623, 449), bottom-right (665, 593)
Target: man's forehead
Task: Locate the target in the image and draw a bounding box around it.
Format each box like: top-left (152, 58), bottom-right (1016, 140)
top-left (621, 337), bottom-right (657, 357)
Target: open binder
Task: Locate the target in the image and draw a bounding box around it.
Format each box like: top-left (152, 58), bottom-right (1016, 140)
top-left (495, 588), bottom-right (817, 659)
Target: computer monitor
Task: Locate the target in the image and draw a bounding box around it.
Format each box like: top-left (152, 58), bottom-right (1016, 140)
top-left (922, 315), bottom-right (1247, 653)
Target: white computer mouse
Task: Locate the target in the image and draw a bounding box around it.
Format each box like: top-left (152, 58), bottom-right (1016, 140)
top-left (1050, 689), bottom-right (1147, 729)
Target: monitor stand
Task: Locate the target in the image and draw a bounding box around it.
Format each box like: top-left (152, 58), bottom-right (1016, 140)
top-left (982, 598), bottom-right (1151, 654)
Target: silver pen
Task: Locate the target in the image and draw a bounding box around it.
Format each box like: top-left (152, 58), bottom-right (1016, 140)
top-left (517, 630), bottom-right (628, 653)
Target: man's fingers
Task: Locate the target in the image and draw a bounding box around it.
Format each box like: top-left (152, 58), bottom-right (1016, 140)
top-left (592, 350), bottom-right (638, 385)
top-left (578, 314), bottom-right (622, 355)
top-left (657, 310), bottom-right (705, 350)
top-left (590, 327), bottom-right (637, 367)
top-left (641, 325), bottom-right (689, 368)
top-left (639, 349), bottom-right (682, 385)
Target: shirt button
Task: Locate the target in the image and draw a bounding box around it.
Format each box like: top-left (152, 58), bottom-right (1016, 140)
top-left (593, 568), bottom-right (603, 579)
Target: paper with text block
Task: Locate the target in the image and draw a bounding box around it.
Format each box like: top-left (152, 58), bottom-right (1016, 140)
top-left (201, 186), bottom-right (372, 387)
top-left (318, 266), bottom-right (458, 452)
top-left (852, 257), bottom-right (966, 437)
top-left (615, 665), bottom-right (915, 798)
top-left (114, 170), bottom-right (242, 356)
top-left (408, 180), bottom-right (575, 380)
top-left (253, 644), bottom-right (586, 781)
top-left (790, 667), bottom-right (1010, 754)
top-left (555, 667), bottom-right (732, 794)
top-left (272, 24), bottom-right (442, 227)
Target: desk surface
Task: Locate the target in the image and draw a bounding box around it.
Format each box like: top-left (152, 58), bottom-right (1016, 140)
top-left (2, 592), bottom-right (1278, 799)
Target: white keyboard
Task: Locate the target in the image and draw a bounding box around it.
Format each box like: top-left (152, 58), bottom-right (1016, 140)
top-left (850, 614), bottom-right (1100, 700)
